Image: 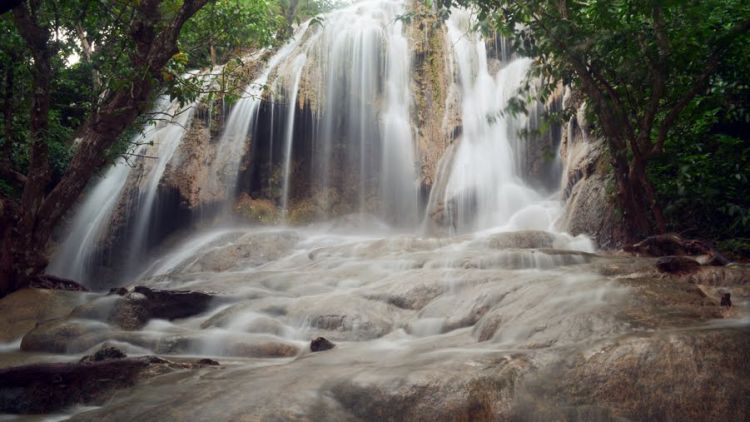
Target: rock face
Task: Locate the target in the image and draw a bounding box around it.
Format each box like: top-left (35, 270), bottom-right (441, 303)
top-left (408, 0), bottom-right (453, 207)
top-left (559, 93), bottom-right (625, 248)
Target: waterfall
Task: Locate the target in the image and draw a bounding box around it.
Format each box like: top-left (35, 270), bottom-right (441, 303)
top-left (124, 100), bottom-right (199, 270)
top-left (280, 54), bottom-right (308, 215)
top-left (48, 96), bottom-right (173, 283)
top-left (48, 0), bottom-right (582, 286)
top-left (235, 0), bottom-right (418, 226)
top-left (205, 27), bottom-right (311, 204)
top-left (428, 9), bottom-right (562, 233)
top-left (49, 93), bottom-right (202, 284)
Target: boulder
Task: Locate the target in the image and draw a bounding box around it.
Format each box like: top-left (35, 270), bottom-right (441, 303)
top-left (132, 286), bottom-right (213, 320)
top-left (310, 337), bottom-right (335, 352)
top-left (527, 329), bottom-right (750, 421)
top-left (0, 288), bottom-right (85, 342)
top-left (0, 355), bottom-right (213, 414)
top-left (80, 345), bottom-right (127, 363)
top-left (656, 256), bottom-right (701, 274)
top-left (72, 286), bottom-right (214, 330)
top-left (20, 320), bottom-right (110, 354)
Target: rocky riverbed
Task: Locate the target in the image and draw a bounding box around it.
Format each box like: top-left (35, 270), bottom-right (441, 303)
top-left (1, 225), bottom-right (748, 421)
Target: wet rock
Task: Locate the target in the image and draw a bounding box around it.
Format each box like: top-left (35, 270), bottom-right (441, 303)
top-left (108, 287), bottom-right (128, 296)
top-left (310, 337), bottom-right (335, 352)
top-left (227, 341), bottom-right (299, 358)
top-left (132, 286), bottom-right (213, 320)
top-left (73, 287), bottom-right (214, 330)
top-left (0, 288), bottom-right (85, 342)
top-left (288, 295), bottom-right (400, 341)
top-left (200, 304), bottom-right (289, 336)
top-left (720, 293), bottom-right (732, 307)
top-left (20, 319), bottom-right (160, 354)
top-left (20, 320), bottom-right (109, 354)
top-left (28, 274), bottom-right (89, 292)
top-left (560, 130), bottom-right (625, 249)
top-left (80, 345), bottom-right (127, 363)
top-left (197, 358), bottom-right (220, 366)
top-left (328, 356), bottom-right (528, 421)
top-left (682, 264), bottom-right (750, 287)
top-left (656, 256), bottom-right (701, 274)
top-left (153, 332), bottom-right (299, 358)
top-left (708, 252), bottom-right (731, 266)
top-left (485, 230), bottom-right (555, 249)
top-left (531, 330), bottom-right (750, 421)
top-left (0, 355), bottom-right (208, 414)
top-left (625, 234), bottom-right (712, 257)
top-left (109, 294), bottom-right (152, 330)
top-left (186, 231), bottom-right (299, 272)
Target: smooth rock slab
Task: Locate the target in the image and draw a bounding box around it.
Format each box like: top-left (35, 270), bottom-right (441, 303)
top-left (0, 288), bottom-right (86, 342)
top-left (0, 355), bottom-right (212, 414)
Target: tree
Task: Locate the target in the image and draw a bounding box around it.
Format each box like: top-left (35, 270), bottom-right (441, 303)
top-left (0, 0), bottom-right (213, 297)
top-left (455, 0), bottom-right (750, 242)
top-left (275, 0), bottom-right (340, 38)
top-left (179, 0), bottom-right (277, 68)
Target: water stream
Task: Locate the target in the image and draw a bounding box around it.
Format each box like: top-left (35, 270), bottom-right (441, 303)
top-left (12, 2), bottom-right (748, 420)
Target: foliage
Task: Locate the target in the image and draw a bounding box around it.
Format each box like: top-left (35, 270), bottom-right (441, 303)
top-left (179, 0), bottom-right (277, 68)
top-left (274, 0), bottom-right (342, 37)
top-left (648, 45), bottom-right (750, 241)
top-left (450, 0), bottom-right (750, 242)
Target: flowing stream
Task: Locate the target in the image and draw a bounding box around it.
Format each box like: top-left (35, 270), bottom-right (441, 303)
top-left (27, 1), bottom-right (663, 419)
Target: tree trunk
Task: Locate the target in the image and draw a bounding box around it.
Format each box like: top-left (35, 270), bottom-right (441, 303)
top-left (0, 0), bottom-right (211, 298)
top-left (610, 151), bottom-right (666, 243)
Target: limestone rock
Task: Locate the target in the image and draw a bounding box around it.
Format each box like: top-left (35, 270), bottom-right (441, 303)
top-left (0, 288), bottom-right (85, 342)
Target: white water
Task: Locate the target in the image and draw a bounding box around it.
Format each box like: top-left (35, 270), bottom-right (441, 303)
top-left (126, 100), bottom-right (199, 267)
top-left (435, 10), bottom-right (561, 233)
top-left (49, 0), bottom-right (586, 289)
top-left (48, 96), bottom-right (174, 283)
top-left (280, 54), bottom-right (308, 214)
top-left (252, 0), bottom-right (420, 225)
top-left (206, 25), bottom-right (311, 203)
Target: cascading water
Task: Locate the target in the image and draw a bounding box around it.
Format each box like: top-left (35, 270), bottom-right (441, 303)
top-left (14, 2), bottom-right (739, 421)
top-left (230, 0), bottom-right (419, 226)
top-left (428, 10), bottom-right (562, 233)
top-left (205, 28), bottom-right (310, 204)
top-left (280, 54), bottom-right (308, 214)
top-left (124, 100), bottom-right (200, 271)
top-left (48, 96), bottom-right (174, 283)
